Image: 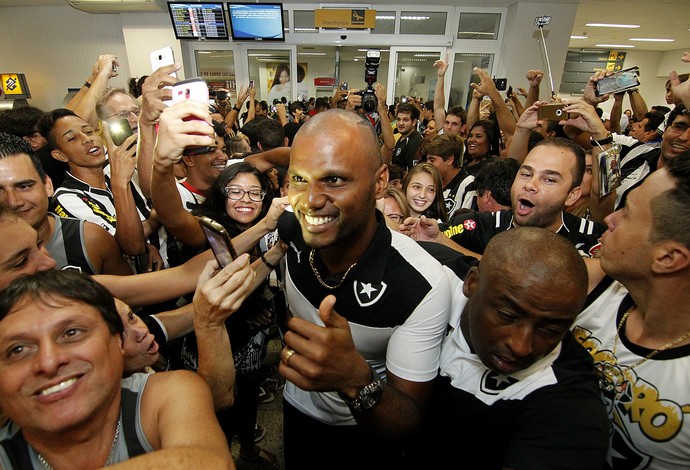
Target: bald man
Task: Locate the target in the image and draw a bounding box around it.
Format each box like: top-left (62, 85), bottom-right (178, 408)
top-left (278, 109), bottom-right (451, 467)
top-left (417, 228), bottom-right (608, 469)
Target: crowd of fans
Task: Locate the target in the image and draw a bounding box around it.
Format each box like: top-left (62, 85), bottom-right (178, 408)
top-left (0, 50), bottom-right (688, 469)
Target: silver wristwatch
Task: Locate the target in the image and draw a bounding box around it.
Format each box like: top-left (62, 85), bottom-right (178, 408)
top-left (339, 366), bottom-right (383, 413)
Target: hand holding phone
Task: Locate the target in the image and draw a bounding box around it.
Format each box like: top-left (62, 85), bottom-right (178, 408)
top-left (595, 67), bottom-right (640, 97)
top-left (199, 216), bottom-right (237, 268)
top-left (538, 103), bottom-right (569, 121)
top-left (150, 46), bottom-right (177, 77)
top-left (172, 78), bottom-right (209, 104)
top-left (107, 118), bottom-right (135, 146)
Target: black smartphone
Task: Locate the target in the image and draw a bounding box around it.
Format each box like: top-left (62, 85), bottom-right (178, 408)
top-left (199, 216), bottom-right (237, 268)
top-left (340, 81), bottom-right (348, 91)
top-left (248, 80), bottom-right (255, 90)
top-left (595, 67), bottom-right (641, 97)
top-left (493, 77), bottom-right (508, 91)
top-left (107, 118), bottom-right (134, 146)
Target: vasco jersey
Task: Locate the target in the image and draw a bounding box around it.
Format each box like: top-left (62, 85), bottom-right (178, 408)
top-left (615, 147), bottom-right (661, 210)
top-left (573, 277), bottom-right (690, 469)
top-left (283, 213), bottom-right (451, 425)
top-left (51, 172), bottom-right (174, 268)
top-left (443, 169), bottom-right (477, 217)
top-left (176, 180), bottom-right (206, 212)
top-left (441, 209), bottom-right (604, 257)
top-left (392, 130), bottom-right (423, 171)
top-left (45, 214), bottom-right (96, 274)
top-left (430, 286), bottom-right (608, 469)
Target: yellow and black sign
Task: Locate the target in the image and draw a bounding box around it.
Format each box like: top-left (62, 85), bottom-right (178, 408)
top-left (1, 73), bottom-right (25, 96)
top-left (314, 9), bottom-right (376, 29)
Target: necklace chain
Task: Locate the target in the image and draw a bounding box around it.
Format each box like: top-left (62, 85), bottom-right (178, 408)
top-left (598, 305), bottom-right (690, 395)
top-left (309, 249), bottom-right (357, 290)
top-left (612, 305), bottom-right (690, 368)
top-left (37, 418), bottom-right (121, 470)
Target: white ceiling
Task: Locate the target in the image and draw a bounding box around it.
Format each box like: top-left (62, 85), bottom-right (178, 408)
top-left (1, 0), bottom-right (689, 52)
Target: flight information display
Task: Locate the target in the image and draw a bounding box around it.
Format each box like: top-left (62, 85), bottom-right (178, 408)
top-left (168, 3), bottom-right (229, 40)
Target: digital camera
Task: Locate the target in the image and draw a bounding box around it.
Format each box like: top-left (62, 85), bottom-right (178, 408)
top-left (357, 49), bottom-right (381, 114)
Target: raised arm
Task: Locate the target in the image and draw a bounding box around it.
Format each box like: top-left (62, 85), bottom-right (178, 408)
top-left (71, 54), bottom-right (119, 129)
top-left (466, 89), bottom-right (482, 131)
top-left (150, 100), bottom-right (215, 249)
top-left (524, 70), bottom-right (544, 108)
top-left (224, 85), bottom-right (249, 131)
top-left (507, 101), bottom-right (545, 164)
top-left (471, 67), bottom-right (517, 137)
top-left (608, 92), bottom-right (625, 134)
top-left (433, 55), bottom-right (449, 130)
top-left (375, 83), bottom-right (395, 164)
top-left (136, 64), bottom-right (181, 198)
top-left (193, 256), bottom-right (256, 409)
top-left (102, 126), bottom-right (147, 257)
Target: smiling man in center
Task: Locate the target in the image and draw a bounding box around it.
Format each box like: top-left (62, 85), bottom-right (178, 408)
top-left (278, 109), bottom-right (451, 468)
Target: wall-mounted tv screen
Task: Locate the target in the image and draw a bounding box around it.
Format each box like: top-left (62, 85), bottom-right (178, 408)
top-left (227, 3), bottom-right (285, 41)
top-left (168, 2), bottom-right (229, 40)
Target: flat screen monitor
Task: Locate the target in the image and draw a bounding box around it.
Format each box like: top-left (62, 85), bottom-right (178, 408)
top-left (227, 3), bottom-right (285, 41)
top-left (168, 2), bottom-right (229, 40)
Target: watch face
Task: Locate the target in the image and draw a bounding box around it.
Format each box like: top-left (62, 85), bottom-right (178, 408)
top-left (360, 383), bottom-right (383, 411)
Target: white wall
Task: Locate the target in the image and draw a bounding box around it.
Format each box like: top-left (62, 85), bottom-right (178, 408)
top-left (0, 5), bottom-right (130, 111)
top-left (500, 2), bottom-right (578, 101)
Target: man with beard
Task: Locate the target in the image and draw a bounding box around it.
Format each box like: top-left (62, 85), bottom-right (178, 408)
top-left (392, 103), bottom-right (423, 171)
top-left (402, 137), bottom-right (605, 257)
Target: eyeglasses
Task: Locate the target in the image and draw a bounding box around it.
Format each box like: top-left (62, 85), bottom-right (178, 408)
top-left (224, 187), bottom-right (266, 202)
top-left (106, 107), bottom-right (141, 120)
top-left (386, 214), bottom-right (404, 223)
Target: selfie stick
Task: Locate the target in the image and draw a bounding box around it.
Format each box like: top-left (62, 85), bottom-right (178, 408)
top-left (535, 16), bottom-right (556, 99)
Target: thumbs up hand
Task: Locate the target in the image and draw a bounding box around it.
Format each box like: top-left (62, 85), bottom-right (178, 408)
top-left (279, 295), bottom-right (372, 395)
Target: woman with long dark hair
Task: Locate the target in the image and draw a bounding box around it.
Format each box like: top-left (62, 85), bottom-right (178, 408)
top-left (164, 162), bottom-right (286, 469)
top-left (464, 119), bottom-right (500, 176)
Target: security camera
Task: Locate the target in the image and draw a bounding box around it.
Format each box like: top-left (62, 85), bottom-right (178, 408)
top-left (340, 35), bottom-right (347, 40)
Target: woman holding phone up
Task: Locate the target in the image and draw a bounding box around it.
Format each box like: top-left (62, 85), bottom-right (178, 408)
top-left (151, 100), bottom-right (288, 470)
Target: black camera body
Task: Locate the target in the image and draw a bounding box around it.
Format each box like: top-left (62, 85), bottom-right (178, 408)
top-left (358, 49), bottom-right (381, 114)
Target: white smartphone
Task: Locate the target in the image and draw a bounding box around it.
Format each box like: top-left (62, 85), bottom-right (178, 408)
top-left (171, 77), bottom-right (209, 105)
top-left (150, 46), bottom-right (177, 77)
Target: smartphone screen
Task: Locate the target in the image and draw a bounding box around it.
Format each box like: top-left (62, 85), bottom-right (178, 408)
top-left (107, 118), bottom-right (134, 146)
top-left (249, 80), bottom-right (255, 90)
top-left (595, 67), bottom-right (640, 96)
top-left (199, 217), bottom-right (237, 268)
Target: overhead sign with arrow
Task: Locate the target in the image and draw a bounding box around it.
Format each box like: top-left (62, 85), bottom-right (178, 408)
top-left (559, 50), bottom-right (627, 94)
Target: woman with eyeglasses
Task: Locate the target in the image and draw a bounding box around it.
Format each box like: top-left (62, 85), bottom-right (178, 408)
top-left (161, 162), bottom-right (284, 470)
top-left (205, 163), bottom-right (283, 468)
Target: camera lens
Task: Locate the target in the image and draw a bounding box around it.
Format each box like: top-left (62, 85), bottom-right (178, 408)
top-left (555, 109), bottom-right (563, 116)
top-left (362, 92), bottom-right (377, 113)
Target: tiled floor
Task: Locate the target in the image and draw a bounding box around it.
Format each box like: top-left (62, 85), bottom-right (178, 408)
top-left (231, 336), bottom-right (285, 470)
